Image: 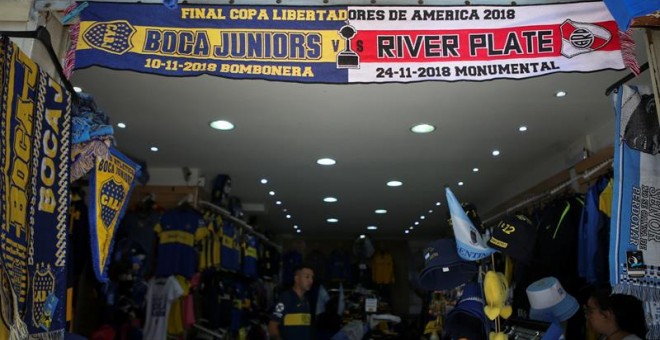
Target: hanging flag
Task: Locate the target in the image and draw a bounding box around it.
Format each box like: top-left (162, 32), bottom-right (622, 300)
top-left (0, 35), bottom-right (72, 339)
top-left (74, 2), bottom-right (626, 84)
top-left (88, 147), bottom-right (140, 282)
top-left (446, 187), bottom-right (494, 261)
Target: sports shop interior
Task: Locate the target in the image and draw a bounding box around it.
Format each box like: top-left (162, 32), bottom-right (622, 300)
top-left (1, 0), bottom-right (660, 339)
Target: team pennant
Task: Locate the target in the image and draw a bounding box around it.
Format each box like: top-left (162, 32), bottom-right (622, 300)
top-left (88, 147), bottom-right (140, 282)
top-left (445, 187), bottom-right (494, 261)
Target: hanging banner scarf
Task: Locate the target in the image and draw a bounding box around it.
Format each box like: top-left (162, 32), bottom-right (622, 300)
top-left (610, 85), bottom-right (660, 339)
top-left (74, 2), bottom-right (625, 84)
top-left (0, 35), bottom-right (72, 338)
top-left (446, 187), bottom-right (494, 261)
top-left (88, 147), bottom-right (139, 282)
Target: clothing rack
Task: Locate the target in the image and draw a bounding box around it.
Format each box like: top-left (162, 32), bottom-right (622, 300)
top-left (482, 158), bottom-right (613, 224)
top-left (0, 25), bottom-right (79, 103)
top-left (605, 62), bottom-right (650, 96)
top-left (198, 200), bottom-right (282, 252)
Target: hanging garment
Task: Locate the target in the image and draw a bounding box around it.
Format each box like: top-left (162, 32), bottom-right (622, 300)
top-left (220, 221), bottom-right (241, 272)
top-left (154, 206), bottom-right (209, 279)
top-left (143, 276), bottom-right (183, 339)
top-left (577, 177), bottom-right (610, 286)
top-left (242, 234), bottom-right (259, 278)
top-left (371, 251), bottom-right (395, 284)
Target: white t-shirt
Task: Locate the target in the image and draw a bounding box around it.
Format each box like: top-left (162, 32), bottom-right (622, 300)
top-left (143, 276), bottom-right (184, 339)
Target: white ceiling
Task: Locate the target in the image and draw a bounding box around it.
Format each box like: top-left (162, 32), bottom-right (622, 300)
top-left (70, 24), bottom-right (652, 239)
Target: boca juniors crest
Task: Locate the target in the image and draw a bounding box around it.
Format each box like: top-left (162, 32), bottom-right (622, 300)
top-left (88, 147), bottom-right (140, 282)
top-left (31, 264), bottom-right (55, 329)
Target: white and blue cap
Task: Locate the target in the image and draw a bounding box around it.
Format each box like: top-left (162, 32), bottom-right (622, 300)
top-left (526, 277), bottom-right (579, 322)
top-left (446, 187), bottom-right (495, 261)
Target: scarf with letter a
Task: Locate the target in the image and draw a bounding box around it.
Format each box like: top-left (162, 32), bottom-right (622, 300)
top-left (0, 35), bottom-right (72, 339)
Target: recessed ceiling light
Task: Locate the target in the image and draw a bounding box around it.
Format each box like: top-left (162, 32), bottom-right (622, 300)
top-left (296, 229), bottom-right (301, 233)
top-left (414, 221), bottom-right (419, 225)
top-left (555, 90), bottom-right (567, 97)
top-left (73, 86), bottom-right (82, 93)
top-left (404, 230), bottom-right (410, 234)
top-left (420, 215), bottom-right (425, 220)
top-left (435, 202), bottom-right (441, 206)
top-left (327, 218), bottom-right (339, 223)
top-left (323, 197), bottom-right (338, 203)
top-left (293, 225), bottom-right (298, 229)
top-left (410, 123), bottom-right (436, 134)
top-left (286, 215), bottom-right (291, 219)
top-left (473, 167), bottom-right (479, 172)
top-left (275, 201), bottom-right (282, 205)
top-left (387, 180), bottom-right (403, 187)
top-left (519, 126), bottom-right (528, 132)
top-left (209, 120), bottom-right (235, 130)
top-left (283, 208), bottom-right (288, 212)
top-left (269, 191), bottom-right (275, 196)
top-left (317, 158), bottom-right (336, 166)
top-left (116, 122), bottom-right (126, 129)
top-left (492, 150), bottom-right (501, 156)
top-left (375, 209), bottom-right (387, 214)
top-left (359, 234), bottom-right (366, 239)
top-left (458, 181), bottom-right (464, 186)
top-left (409, 226), bottom-right (414, 230)
top-left (367, 225), bottom-right (378, 230)
top-left (150, 146), bottom-right (159, 152)
top-left (260, 178), bottom-right (268, 184)
top-left (428, 209), bottom-right (433, 213)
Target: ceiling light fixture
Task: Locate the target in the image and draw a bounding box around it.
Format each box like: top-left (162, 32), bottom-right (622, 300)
top-left (150, 146), bottom-right (159, 152)
top-left (519, 126), bottom-right (528, 132)
top-left (283, 208), bottom-right (288, 212)
top-left (116, 122), bottom-right (126, 129)
top-left (209, 120), bottom-right (235, 130)
top-left (359, 234), bottom-right (366, 239)
top-left (375, 209), bottom-right (387, 214)
top-left (260, 178), bottom-right (268, 184)
top-left (555, 90), bottom-right (567, 97)
top-left (404, 230), bottom-right (410, 234)
top-left (296, 229), bottom-right (301, 233)
top-left (269, 191), bottom-right (275, 196)
top-left (435, 202), bottom-right (441, 206)
top-left (458, 181), bottom-right (464, 186)
top-left (414, 221), bottom-right (419, 225)
top-left (73, 86), bottom-right (82, 93)
top-left (492, 150), bottom-right (501, 156)
top-left (473, 167), bottom-right (479, 172)
top-left (323, 197), bottom-right (338, 203)
top-left (420, 215), bottom-right (425, 220)
top-left (286, 215), bottom-right (291, 219)
top-left (386, 180), bottom-right (403, 187)
top-left (409, 226), bottom-right (414, 230)
top-left (275, 201), bottom-right (282, 205)
top-left (428, 209), bottom-right (433, 213)
top-left (317, 158), bottom-right (336, 166)
top-left (327, 218), bottom-right (339, 223)
top-left (367, 226), bottom-right (378, 230)
top-left (293, 225), bottom-right (298, 229)
top-left (410, 123), bottom-right (436, 134)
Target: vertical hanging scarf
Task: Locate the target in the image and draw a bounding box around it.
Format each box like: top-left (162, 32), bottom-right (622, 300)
top-left (610, 84), bottom-right (660, 339)
top-left (0, 35), bottom-right (72, 339)
top-left (88, 147), bottom-right (139, 282)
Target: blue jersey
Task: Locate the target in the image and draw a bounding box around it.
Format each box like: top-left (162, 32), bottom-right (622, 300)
top-left (154, 207), bottom-right (208, 279)
top-left (242, 235), bottom-right (259, 277)
top-left (220, 221), bottom-right (241, 271)
top-left (270, 290), bottom-right (312, 340)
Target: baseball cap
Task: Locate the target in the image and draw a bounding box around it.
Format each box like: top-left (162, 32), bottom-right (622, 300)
top-left (446, 187), bottom-right (494, 261)
top-left (526, 277), bottom-right (579, 322)
top-left (418, 239), bottom-right (478, 291)
top-left (488, 214), bottom-right (537, 264)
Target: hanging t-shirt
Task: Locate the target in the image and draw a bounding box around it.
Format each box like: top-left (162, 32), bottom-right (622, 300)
top-left (143, 276), bottom-right (184, 340)
top-left (242, 234), bottom-right (259, 278)
top-left (372, 251), bottom-right (395, 284)
top-left (155, 206), bottom-right (209, 279)
top-left (220, 220), bottom-right (241, 271)
top-left (578, 178), bottom-right (610, 286)
top-left (599, 178), bottom-right (613, 217)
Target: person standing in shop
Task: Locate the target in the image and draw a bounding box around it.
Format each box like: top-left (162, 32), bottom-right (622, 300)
top-left (269, 264), bottom-right (315, 340)
top-left (585, 290), bottom-right (647, 340)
